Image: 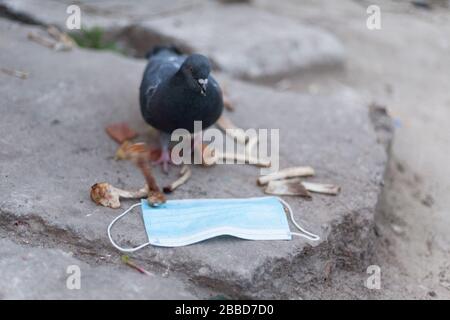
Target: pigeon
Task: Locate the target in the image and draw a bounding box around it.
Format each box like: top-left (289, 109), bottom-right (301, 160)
top-left (140, 46), bottom-right (224, 172)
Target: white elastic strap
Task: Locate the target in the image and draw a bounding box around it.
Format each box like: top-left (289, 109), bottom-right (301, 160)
top-left (277, 197), bottom-right (320, 241)
top-left (107, 202), bottom-right (151, 252)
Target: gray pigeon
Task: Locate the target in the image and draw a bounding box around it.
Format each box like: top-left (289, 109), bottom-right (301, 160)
top-left (140, 46), bottom-right (224, 172)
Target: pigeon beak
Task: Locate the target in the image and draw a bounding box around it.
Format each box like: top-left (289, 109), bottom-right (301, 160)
top-left (197, 78), bottom-right (208, 96)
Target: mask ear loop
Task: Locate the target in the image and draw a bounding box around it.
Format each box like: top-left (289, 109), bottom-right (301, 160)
top-left (107, 202), bottom-right (151, 252)
top-left (277, 197), bottom-right (320, 241)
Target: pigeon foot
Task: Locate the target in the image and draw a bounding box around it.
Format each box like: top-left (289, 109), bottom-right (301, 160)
top-left (152, 149), bottom-right (173, 174)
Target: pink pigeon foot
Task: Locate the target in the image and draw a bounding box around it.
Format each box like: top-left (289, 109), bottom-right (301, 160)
top-left (152, 148), bottom-right (172, 174)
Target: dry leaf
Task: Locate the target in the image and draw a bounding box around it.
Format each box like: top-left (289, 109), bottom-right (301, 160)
top-left (105, 123), bottom-right (138, 144)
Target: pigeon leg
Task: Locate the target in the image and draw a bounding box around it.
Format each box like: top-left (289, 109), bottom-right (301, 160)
top-left (153, 132), bottom-right (172, 174)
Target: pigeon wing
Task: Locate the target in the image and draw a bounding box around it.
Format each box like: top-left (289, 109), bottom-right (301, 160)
top-left (140, 50), bottom-right (186, 111)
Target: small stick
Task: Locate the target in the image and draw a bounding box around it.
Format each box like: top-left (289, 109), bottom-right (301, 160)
top-left (202, 145), bottom-right (271, 167)
top-left (28, 31), bottom-right (57, 49)
top-left (221, 82), bottom-right (235, 111)
top-left (257, 166), bottom-right (315, 185)
top-left (136, 157), bottom-right (166, 206)
top-left (47, 26), bottom-right (76, 49)
top-left (114, 142), bottom-right (166, 206)
top-left (301, 182), bottom-right (341, 195)
top-left (46, 26), bottom-right (63, 41)
top-left (221, 152), bottom-right (271, 167)
top-left (223, 96), bottom-right (234, 111)
top-left (216, 115), bottom-right (247, 144)
top-left (163, 165), bottom-right (191, 193)
top-left (0, 67), bottom-right (28, 79)
top-left (28, 30), bottom-right (73, 51)
top-left (121, 255), bottom-right (153, 276)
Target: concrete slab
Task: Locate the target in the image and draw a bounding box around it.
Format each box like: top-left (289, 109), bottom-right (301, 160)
top-left (138, 3), bottom-right (346, 79)
top-left (0, 0), bottom-right (345, 79)
top-left (0, 20), bottom-right (388, 298)
top-left (0, 0), bottom-right (203, 27)
top-left (0, 239), bottom-right (195, 299)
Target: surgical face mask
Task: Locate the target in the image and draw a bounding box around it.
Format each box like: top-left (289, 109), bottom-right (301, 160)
top-left (107, 196), bottom-right (319, 252)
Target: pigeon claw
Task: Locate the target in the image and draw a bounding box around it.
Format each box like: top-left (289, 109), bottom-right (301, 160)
top-left (147, 191), bottom-right (166, 207)
top-left (152, 149), bottom-right (172, 174)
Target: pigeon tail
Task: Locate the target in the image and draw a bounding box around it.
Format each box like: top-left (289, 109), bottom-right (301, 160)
top-left (145, 45), bottom-right (183, 59)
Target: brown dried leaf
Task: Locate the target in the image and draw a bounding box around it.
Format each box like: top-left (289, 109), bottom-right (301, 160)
top-left (105, 123), bottom-right (138, 144)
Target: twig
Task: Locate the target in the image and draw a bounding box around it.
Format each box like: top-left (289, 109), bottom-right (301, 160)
top-left (202, 144), bottom-right (271, 167)
top-left (121, 255), bottom-right (153, 276)
top-left (0, 67), bottom-right (28, 79)
top-left (221, 82), bottom-right (235, 111)
top-left (163, 165), bottom-right (191, 193)
top-left (301, 182), bottom-right (340, 195)
top-left (222, 152), bottom-right (271, 167)
top-left (27, 29), bottom-right (74, 51)
top-left (46, 26), bottom-right (76, 49)
top-left (114, 142), bottom-right (166, 206)
top-left (28, 31), bottom-right (57, 49)
top-left (216, 115), bottom-right (247, 144)
top-left (136, 157), bottom-right (166, 205)
top-left (223, 96), bottom-right (234, 111)
top-left (257, 166), bottom-right (315, 185)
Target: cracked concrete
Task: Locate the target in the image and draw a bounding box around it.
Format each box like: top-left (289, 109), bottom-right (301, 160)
top-left (0, 13), bottom-right (389, 299)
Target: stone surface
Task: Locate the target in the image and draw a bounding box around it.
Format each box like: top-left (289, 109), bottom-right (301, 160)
top-left (0, 0), bottom-right (203, 27)
top-left (139, 3), bottom-right (345, 79)
top-left (0, 239), bottom-right (195, 299)
top-left (0, 0), bottom-right (345, 80)
top-left (0, 19), bottom-right (388, 298)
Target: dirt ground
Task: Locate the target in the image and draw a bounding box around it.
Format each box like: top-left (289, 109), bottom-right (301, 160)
top-left (254, 0), bottom-right (450, 299)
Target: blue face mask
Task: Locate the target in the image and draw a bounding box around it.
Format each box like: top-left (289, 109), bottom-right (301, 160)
top-left (107, 196), bottom-right (319, 252)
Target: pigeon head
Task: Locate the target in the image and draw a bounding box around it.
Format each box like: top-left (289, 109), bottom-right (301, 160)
top-left (180, 54), bottom-right (211, 96)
